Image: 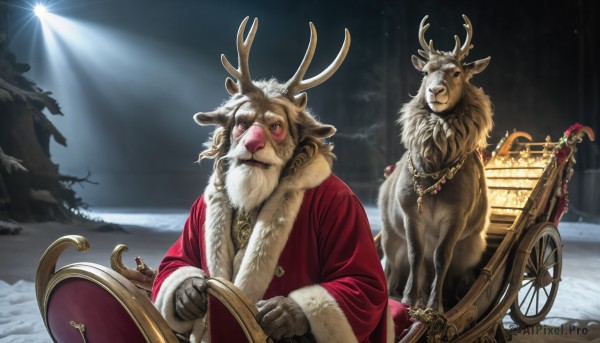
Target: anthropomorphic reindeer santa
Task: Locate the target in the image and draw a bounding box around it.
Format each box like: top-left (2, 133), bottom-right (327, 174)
top-left (152, 17), bottom-right (410, 343)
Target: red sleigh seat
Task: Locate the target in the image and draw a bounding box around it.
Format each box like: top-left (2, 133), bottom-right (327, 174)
top-left (36, 235), bottom-right (269, 342)
top-left (35, 235), bottom-right (179, 343)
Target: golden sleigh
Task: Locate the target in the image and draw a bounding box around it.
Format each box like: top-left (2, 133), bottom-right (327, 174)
top-left (35, 124), bottom-right (594, 343)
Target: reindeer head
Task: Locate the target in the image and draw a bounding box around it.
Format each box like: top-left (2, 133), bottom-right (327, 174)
top-left (411, 15), bottom-right (490, 114)
top-left (194, 17), bottom-right (350, 210)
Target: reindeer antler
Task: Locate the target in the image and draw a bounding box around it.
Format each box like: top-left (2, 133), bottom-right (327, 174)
top-left (221, 17), bottom-right (259, 93)
top-left (418, 15), bottom-right (436, 60)
top-left (418, 15), bottom-right (474, 61)
top-left (452, 14), bottom-right (474, 61)
top-left (285, 22), bottom-right (351, 95)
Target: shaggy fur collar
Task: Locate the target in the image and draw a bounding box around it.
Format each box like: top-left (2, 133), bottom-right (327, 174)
top-left (399, 84), bottom-right (493, 172)
top-left (203, 153), bottom-right (331, 303)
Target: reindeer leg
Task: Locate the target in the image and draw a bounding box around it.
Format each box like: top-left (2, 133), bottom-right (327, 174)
top-left (428, 216), bottom-right (467, 312)
top-left (445, 228), bottom-right (487, 303)
top-left (402, 215), bottom-right (425, 307)
top-left (382, 226), bottom-right (408, 297)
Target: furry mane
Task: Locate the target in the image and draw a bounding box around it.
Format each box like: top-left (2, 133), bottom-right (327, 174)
top-left (399, 82), bottom-right (493, 171)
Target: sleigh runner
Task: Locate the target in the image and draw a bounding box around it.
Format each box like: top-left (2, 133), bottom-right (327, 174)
top-left (35, 123), bottom-right (594, 343)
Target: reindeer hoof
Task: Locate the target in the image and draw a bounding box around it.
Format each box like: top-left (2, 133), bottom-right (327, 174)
top-left (402, 294), bottom-right (421, 307)
top-left (426, 299), bottom-right (444, 313)
top-left (415, 299), bottom-right (427, 309)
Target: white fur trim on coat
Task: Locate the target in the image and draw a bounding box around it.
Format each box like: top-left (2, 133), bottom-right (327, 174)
top-left (154, 266), bottom-right (207, 334)
top-left (203, 173), bottom-right (234, 281)
top-left (289, 285), bottom-right (358, 343)
top-left (203, 154), bottom-right (331, 303)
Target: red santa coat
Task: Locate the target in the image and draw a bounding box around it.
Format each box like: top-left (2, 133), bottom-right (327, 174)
top-left (152, 155), bottom-right (403, 342)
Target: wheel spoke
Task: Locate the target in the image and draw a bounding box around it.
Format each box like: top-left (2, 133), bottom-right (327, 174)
top-left (540, 235), bottom-right (548, 268)
top-left (542, 285), bottom-right (550, 298)
top-left (519, 283), bottom-right (535, 308)
top-left (525, 285), bottom-right (537, 315)
top-left (536, 284), bottom-right (540, 314)
top-left (528, 253), bottom-right (538, 273)
top-left (520, 279), bottom-right (534, 289)
top-left (536, 236), bottom-right (545, 272)
top-left (542, 246), bottom-right (558, 267)
top-left (540, 235), bottom-right (552, 260)
top-left (531, 241), bottom-right (541, 272)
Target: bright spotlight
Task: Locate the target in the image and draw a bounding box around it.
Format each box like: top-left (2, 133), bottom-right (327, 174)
top-left (34, 4), bottom-right (48, 18)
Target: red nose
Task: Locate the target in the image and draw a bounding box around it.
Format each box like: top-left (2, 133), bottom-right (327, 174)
top-left (244, 125), bottom-right (265, 154)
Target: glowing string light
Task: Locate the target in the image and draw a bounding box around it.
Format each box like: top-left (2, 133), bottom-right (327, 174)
top-left (486, 148), bottom-right (555, 216)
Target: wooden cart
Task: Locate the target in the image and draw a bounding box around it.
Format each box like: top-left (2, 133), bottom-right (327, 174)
top-left (35, 124), bottom-right (594, 343)
top-left (396, 123), bottom-right (595, 342)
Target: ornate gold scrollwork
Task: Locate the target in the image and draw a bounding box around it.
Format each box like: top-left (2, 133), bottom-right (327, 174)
top-left (110, 244), bottom-right (157, 295)
top-left (69, 320), bottom-right (89, 343)
top-left (409, 308), bottom-right (448, 343)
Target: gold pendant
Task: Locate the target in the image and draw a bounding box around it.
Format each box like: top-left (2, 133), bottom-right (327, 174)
top-left (234, 212), bottom-right (253, 248)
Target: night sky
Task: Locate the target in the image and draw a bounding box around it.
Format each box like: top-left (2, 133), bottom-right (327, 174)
top-left (7, 0), bottom-right (600, 210)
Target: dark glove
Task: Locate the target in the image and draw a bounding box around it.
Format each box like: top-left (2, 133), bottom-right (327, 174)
top-left (256, 296), bottom-right (309, 340)
top-left (174, 277), bottom-right (208, 321)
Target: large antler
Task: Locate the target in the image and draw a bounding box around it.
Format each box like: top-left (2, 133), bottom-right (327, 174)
top-left (451, 14), bottom-right (474, 61)
top-left (417, 15), bottom-right (436, 60)
top-left (285, 22), bottom-right (351, 95)
top-left (221, 17), bottom-right (259, 93)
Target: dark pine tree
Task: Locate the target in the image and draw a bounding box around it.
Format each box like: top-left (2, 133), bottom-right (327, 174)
top-left (0, 3), bottom-right (90, 233)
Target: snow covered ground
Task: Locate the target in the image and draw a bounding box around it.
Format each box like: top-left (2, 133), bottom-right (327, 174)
top-left (0, 207), bottom-right (599, 342)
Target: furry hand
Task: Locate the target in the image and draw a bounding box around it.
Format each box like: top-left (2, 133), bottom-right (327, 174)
top-left (256, 296), bottom-right (309, 340)
top-left (174, 277), bottom-right (208, 321)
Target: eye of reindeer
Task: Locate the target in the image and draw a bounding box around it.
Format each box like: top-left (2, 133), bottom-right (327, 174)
top-left (269, 122), bottom-right (283, 135)
top-left (452, 71), bottom-right (461, 78)
top-left (237, 120), bottom-right (250, 131)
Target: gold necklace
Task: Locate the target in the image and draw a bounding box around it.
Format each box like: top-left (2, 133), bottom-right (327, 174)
top-left (407, 151), bottom-right (469, 214)
top-left (233, 210), bottom-right (254, 249)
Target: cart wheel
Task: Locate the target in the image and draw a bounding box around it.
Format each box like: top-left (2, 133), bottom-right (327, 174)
top-left (509, 223), bottom-right (562, 326)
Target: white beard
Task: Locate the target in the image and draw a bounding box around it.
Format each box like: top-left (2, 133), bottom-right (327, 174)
top-left (225, 163), bottom-right (282, 212)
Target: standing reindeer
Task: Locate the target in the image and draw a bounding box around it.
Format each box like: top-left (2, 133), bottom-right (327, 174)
top-left (378, 15), bottom-right (494, 312)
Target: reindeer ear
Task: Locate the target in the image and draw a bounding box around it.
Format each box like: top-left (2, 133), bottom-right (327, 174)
top-left (294, 92), bottom-right (308, 111)
top-left (225, 77), bottom-right (239, 95)
top-left (301, 114), bottom-right (336, 139)
top-left (193, 110), bottom-right (229, 126)
top-left (411, 55), bottom-right (427, 71)
top-left (464, 56), bottom-right (491, 76)
top-left (312, 124), bottom-right (337, 139)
